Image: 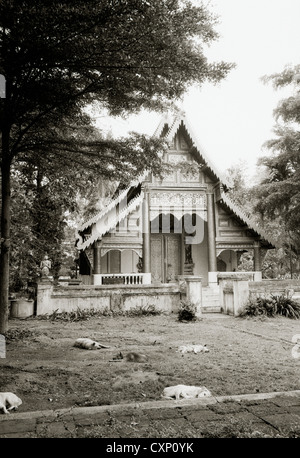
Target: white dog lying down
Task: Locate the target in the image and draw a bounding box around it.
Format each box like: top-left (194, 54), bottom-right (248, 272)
top-left (177, 344), bottom-right (209, 354)
top-left (74, 338), bottom-right (110, 350)
top-left (162, 385), bottom-right (212, 400)
top-left (0, 392), bottom-right (22, 414)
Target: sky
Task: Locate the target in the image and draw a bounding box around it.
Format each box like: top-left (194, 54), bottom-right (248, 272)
top-left (93, 0), bottom-right (300, 181)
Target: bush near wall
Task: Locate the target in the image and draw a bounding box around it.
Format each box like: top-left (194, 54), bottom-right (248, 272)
top-left (239, 292), bottom-right (300, 319)
top-left (177, 300), bottom-right (197, 322)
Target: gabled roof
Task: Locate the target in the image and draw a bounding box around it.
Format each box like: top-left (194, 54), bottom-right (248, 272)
top-left (154, 112), bottom-right (230, 188)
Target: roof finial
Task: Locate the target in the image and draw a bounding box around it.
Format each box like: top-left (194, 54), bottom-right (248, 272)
top-left (173, 101), bottom-right (186, 119)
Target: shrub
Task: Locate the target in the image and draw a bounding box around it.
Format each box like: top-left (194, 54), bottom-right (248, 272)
top-left (5, 328), bottom-right (38, 341)
top-left (273, 293), bottom-right (300, 319)
top-left (125, 304), bottom-right (161, 317)
top-left (37, 305), bottom-right (162, 321)
top-left (239, 293), bottom-right (300, 319)
top-left (42, 307), bottom-right (105, 322)
top-left (177, 300), bottom-right (197, 322)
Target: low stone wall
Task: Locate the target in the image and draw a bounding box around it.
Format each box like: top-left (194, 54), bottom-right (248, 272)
top-left (36, 281), bottom-right (181, 316)
top-left (249, 279), bottom-right (300, 300)
top-left (218, 275), bottom-right (300, 317)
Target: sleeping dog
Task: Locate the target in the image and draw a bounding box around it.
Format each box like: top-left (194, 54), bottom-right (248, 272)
top-left (177, 344), bottom-right (209, 354)
top-left (0, 392), bottom-right (22, 414)
top-left (162, 385), bottom-right (212, 400)
top-left (74, 338), bottom-right (110, 350)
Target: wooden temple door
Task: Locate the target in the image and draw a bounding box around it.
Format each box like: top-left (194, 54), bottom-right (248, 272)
top-left (150, 234), bottom-right (181, 283)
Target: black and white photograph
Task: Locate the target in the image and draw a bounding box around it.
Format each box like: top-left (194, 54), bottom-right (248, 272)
top-left (0, 0), bottom-right (300, 443)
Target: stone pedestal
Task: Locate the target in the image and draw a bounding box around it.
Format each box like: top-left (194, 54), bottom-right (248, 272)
top-left (208, 271), bottom-right (218, 285)
top-left (93, 274), bottom-right (102, 286)
top-left (142, 273), bottom-right (152, 284)
top-left (36, 280), bottom-right (53, 315)
top-left (253, 271), bottom-right (262, 281)
top-left (218, 273), bottom-right (250, 316)
top-left (185, 276), bottom-right (202, 318)
top-left (232, 279), bottom-right (249, 316)
top-left (10, 299), bottom-right (34, 318)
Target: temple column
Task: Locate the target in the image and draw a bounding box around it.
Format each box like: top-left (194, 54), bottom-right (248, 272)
top-left (253, 241), bottom-right (262, 281)
top-left (142, 189), bottom-right (151, 283)
top-left (93, 240), bottom-right (102, 285)
top-left (207, 192), bottom-right (218, 284)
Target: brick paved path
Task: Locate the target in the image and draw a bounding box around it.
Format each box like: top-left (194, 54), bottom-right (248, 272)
top-left (1, 390), bottom-right (300, 438)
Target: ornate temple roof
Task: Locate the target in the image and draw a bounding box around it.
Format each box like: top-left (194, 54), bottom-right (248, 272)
top-left (76, 113), bottom-right (276, 251)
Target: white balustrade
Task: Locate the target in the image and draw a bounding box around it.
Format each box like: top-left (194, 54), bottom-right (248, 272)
top-left (93, 273), bottom-right (151, 286)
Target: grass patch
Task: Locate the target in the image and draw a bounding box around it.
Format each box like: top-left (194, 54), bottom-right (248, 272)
top-left (3, 313), bottom-right (300, 423)
top-left (200, 417), bottom-right (300, 438)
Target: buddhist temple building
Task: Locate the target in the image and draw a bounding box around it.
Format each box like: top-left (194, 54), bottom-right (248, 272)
top-left (76, 113), bottom-right (275, 288)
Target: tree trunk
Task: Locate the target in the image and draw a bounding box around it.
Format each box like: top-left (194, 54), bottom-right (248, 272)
top-left (0, 128), bottom-right (12, 335)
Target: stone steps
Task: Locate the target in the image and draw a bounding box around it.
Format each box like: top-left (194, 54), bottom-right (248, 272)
top-left (202, 286), bottom-right (221, 313)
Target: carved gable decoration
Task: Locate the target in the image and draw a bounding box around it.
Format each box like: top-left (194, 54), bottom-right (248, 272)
top-left (179, 135), bottom-right (189, 150)
top-left (149, 191), bottom-right (207, 222)
top-left (172, 127), bottom-right (191, 152)
top-left (168, 153), bottom-right (190, 164)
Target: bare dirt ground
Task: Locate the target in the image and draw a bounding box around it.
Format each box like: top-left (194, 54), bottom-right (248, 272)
top-left (1, 312), bottom-right (300, 414)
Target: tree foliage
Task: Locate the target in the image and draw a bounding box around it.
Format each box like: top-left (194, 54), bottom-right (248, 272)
top-left (255, 65), bottom-right (300, 252)
top-left (211, 66), bottom-right (300, 280)
top-left (0, 0), bottom-right (233, 333)
top-left (225, 160), bottom-right (252, 211)
top-left (224, 160), bottom-right (300, 279)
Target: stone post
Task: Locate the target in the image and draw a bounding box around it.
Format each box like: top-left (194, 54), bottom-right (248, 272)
top-left (218, 276), bottom-right (226, 311)
top-left (232, 278), bottom-right (249, 316)
top-left (142, 273), bottom-right (152, 284)
top-left (218, 273), bottom-right (250, 316)
top-left (185, 275), bottom-right (202, 318)
top-left (36, 280), bottom-right (54, 315)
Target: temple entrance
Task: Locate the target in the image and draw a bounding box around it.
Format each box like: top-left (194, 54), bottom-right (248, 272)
top-left (150, 234), bottom-right (181, 283)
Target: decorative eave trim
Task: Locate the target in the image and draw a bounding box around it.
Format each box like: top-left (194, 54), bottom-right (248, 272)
top-left (219, 191), bottom-right (276, 249)
top-left (77, 172), bottom-right (147, 232)
top-left (77, 191), bottom-right (144, 251)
